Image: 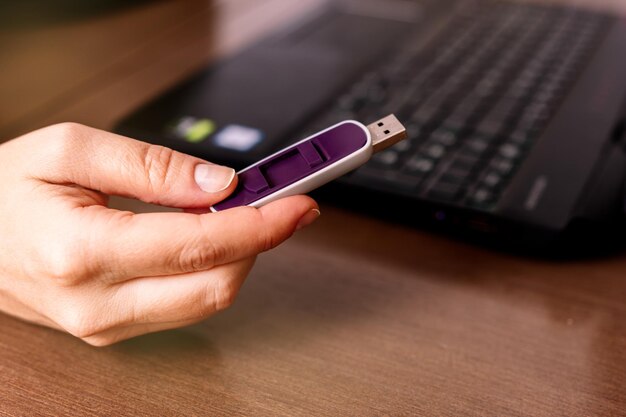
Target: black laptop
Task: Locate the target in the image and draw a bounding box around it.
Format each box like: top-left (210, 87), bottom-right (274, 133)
top-left (115, 0), bottom-right (626, 252)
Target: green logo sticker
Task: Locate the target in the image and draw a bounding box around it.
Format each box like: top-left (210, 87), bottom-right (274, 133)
top-left (184, 119), bottom-right (216, 143)
top-left (171, 117), bottom-right (216, 143)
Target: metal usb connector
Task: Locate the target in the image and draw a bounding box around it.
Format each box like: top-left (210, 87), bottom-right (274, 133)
top-left (367, 114), bottom-right (408, 153)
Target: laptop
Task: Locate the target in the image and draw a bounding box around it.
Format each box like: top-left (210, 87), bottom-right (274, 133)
top-left (115, 0), bottom-right (626, 253)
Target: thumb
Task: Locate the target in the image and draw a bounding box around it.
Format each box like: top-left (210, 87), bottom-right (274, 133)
top-left (32, 123), bottom-right (237, 208)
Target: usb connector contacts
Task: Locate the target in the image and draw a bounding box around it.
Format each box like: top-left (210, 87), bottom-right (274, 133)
top-left (367, 114), bottom-right (408, 153)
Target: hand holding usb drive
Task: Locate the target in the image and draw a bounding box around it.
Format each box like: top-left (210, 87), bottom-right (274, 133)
top-left (211, 115), bottom-right (407, 211)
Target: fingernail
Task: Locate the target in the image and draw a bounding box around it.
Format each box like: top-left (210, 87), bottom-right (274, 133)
top-left (194, 164), bottom-right (236, 193)
top-left (296, 209), bottom-right (321, 231)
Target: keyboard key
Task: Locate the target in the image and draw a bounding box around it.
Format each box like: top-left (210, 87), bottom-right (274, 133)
top-left (444, 104), bottom-right (479, 130)
top-left (405, 157), bottom-right (435, 174)
top-left (393, 139), bottom-right (412, 153)
top-left (508, 130), bottom-right (533, 147)
top-left (475, 97), bottom-right (519, 135)
top-left (475, 119), bottom-right (505, 137)
top-left (490, 158), bottom-right (515, 176)
top-left (482, 172), bottom-right (504, 188)
top-left (412, 93), bottom-right (450, 125)
top-left (498, 144), bottom-right (521, 159)
top-left (372, 150), bottom-right (399, 166)
top-left (450, 154), bottom-right (481, 172)
top-left (406, 123), bottom-right (421, 140)
top-left (468, 188), bottom-right (495, 208)
top-left (459, 136), bottom-right (490, 157)
top-left (412, 104), bottom-right (440, 126)
top-left (431, 129), bottom-right (458, 147)
top-left (423, 143), bottom-right (446, 159)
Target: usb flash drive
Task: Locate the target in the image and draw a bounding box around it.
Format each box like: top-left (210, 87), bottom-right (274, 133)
top-left (211, 114), bottom-right (407, 211)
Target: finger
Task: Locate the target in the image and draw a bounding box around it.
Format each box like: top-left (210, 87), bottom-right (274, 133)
top-left (80, 257), bottom-right (256, 347)
top-left (31, 122), bottom-right (237, 208)
top-left (90, 195), bottom-right (319, 281)
top-left (81, 318), bottom-right (201, 347)
top-left (124, 257), bottom-right (255, 323)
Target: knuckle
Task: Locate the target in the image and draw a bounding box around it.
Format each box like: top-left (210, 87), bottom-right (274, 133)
top-left (57, 305), bottom-right (100, 339)
top-left (177, 241), bottom-right (218, 272)
top-left (45, 122), bottom-right (84, 151)
top-left (193, 279), bottom-right (240, 318)
top-left (15, 122), bottom-right (88, 172)
top-left (48, 121), bottom-right (85, 137)
top-left (177, 216), bottom-right (238, 272)
top-left (43, 242), bottom-right (89, 286)
top-left (239, 207), bottom-right (277, 253)
top-left (81, 335), bottom-right (116, 347)
top-left (210, 281), bottom-right (238, 313)
top-left (141, 145), bottom-right (178, 195)
top-left (260, 227), bottom-right (278, 252)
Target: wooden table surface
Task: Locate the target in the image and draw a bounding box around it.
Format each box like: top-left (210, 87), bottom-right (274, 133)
top-left (2, 1), bottom-right (626, 415)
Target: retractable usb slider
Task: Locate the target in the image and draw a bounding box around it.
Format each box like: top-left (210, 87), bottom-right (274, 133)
top-left (211, 115), bottom-right (407, 211)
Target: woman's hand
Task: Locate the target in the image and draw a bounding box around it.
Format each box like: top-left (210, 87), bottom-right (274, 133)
top-left (0, 123), bottom-right (319, 346)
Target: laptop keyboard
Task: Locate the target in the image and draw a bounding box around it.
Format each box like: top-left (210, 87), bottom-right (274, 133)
top-left (306, 0), bottom-right (609, 211)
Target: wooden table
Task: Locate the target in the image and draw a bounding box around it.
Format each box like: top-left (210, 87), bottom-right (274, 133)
top-left (2, 1), bottom-right (626, 415)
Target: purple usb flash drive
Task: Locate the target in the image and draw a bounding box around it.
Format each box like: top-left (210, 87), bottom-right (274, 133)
top-left (211, 121), bottom-right (372, 211)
